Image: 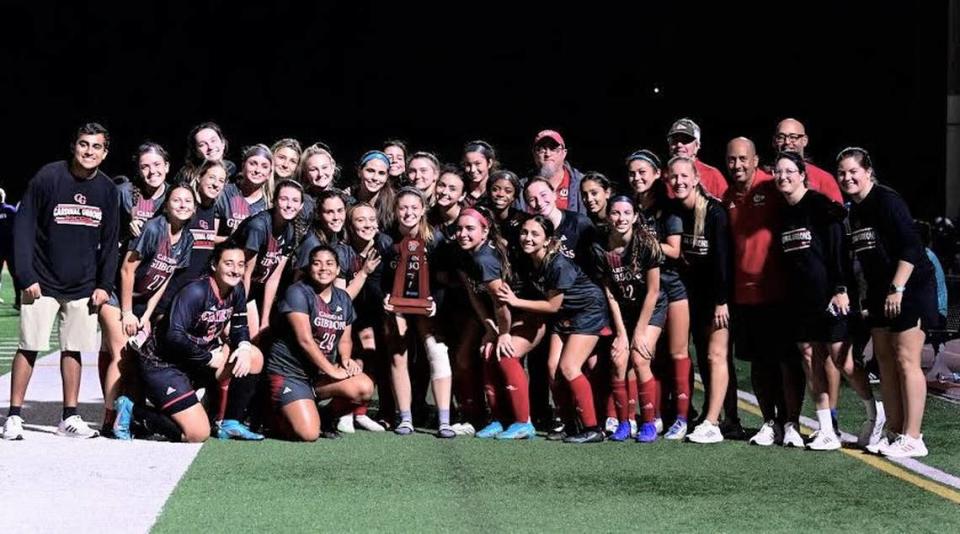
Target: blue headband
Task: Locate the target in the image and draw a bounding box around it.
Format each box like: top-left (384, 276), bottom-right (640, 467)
top-left (626, 150), bottom-right (661, 169)
top-left (609, 195), bottom-right (635, 207)
top-left (360, 150), bottom-right (391, 168)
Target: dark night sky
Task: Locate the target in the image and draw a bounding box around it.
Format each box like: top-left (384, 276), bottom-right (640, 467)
top-left (0, 1), bottom-right (947, 217)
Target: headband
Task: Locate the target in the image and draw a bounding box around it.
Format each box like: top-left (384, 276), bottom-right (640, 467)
top-left (460, 208), bottom-right (489, 228)
top-left (626, 150), bottom-right (661, 168)
top-left (360, 150), bottom-right (391, 168)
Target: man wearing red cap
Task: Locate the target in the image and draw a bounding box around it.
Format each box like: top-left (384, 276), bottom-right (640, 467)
top-left (772, 118), bottom-right (842, 202)
top-left (667, 118), bottom-right (728, 199)
top-left (527, 129), bottom-right (587, 214)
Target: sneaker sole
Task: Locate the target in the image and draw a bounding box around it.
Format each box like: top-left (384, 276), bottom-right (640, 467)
top-left (2, 434), bottom-right (24, 441)
top-left (56, 430), bottom-right (99, 439)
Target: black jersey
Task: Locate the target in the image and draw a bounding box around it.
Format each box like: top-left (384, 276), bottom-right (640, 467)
top-left (461, 240), bottom-right (504, 298)
top-left (591, 235), bottom-right (660, 312)
top-left (640, 203), bottom-right (683, 286)
top-left (779, 190), bottom-right (848, 311)
top-left (848, 184), bottom-right (933, 304)
top-left (141, 277), bottom-right (249, 369)
top-left (554, 209), bottom-right (597, 269)
top-left (232, 210), bottom-right (295, 287)
top-left (519, 253), bottom-right (608, 334)
top-left (126, 216), bottom-right (194, 302)
top-left (335, 233), bottom-right (394, 313)
top-left (677, 197), bottom-right (731, 305)
top-left (215, 183), bottom-right (268, 235)
top-left (116, 181), bottom-right (168, 243)
top-left (156, 202), bottom-right (218, 315)
top-left (268, 283), bottom-right (356, 381)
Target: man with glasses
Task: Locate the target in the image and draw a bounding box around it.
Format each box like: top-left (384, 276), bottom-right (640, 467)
top-left (772, 118), bottom-right (842, 202)
top-left (528, 129), bottom-right (587, 214)
top-left (666, 118), bottom-right (728, 198)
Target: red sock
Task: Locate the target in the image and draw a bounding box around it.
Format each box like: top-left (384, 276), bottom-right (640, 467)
top-left (674, 358), bottom-right (691, 420)
top-left (499, 358), bottom-right (530, 423)
top-left (329, 397), bottom-right (355, 419)
top-left (612, 380), bottom-right (630, 422)
top-left (605, 392), bottom-right (617, 419)
top-left (653, 378), bottom-right (662, 418)
top-left (482, 357), bottom-right (505, 422)
top-left (639, 378), bottom-right (657, 423)
top-left (627, 376), bottom-right (638, 417)
top-left (456, 368), bottom-right (481, 422)
top-left (353, 404), bottom-right (368, 416)
top-left (217, 377), bottom-right (231, 421)
top-left (568, 374), bottom-right (597, 428)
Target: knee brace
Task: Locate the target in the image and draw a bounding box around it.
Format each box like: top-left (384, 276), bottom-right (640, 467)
top-left (424, 336), bottom-right (452, 379)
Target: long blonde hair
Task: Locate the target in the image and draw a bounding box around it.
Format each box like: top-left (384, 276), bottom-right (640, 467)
top-left (668, 155), bottom-right (710, 238)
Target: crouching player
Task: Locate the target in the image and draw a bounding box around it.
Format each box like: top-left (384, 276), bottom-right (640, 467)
top-left (112, 243), bottom-right (265, 442)
top-left (267, 245), bottom-right (374, 441)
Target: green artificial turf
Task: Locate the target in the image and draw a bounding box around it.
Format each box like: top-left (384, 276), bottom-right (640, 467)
top-left (0, 268), bottom-right (21, 375)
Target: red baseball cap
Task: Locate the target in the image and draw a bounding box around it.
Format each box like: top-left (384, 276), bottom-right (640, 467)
top-left (534, 129), bottom-right (565, 147)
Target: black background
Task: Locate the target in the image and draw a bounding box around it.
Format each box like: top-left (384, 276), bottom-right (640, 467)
top-left (0, 1), bottom-right (947, 217)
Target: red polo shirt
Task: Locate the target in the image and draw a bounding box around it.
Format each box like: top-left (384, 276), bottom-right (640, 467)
top-left (723, 169), bottom-right (786, 305)
top-left (805, 162), bottom-right (842, 203)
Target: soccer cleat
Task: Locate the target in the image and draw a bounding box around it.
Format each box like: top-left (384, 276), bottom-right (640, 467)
top-left (496, 422), bottom-right (536, 440)
top-left (603, 417), bottom-right (618, 434)
top-left (436, 423), bottom-right (457, 439)
top-left (57, 415), bottom-right (99, 439)
top-left (664, 419), bottom-right (687, 440)
top-left (216, 419), bottom-right (265, 441)
top-left (393, 421), bottom-right (415, 436)
top-left (629, 419), bottom-right (638, 437)
top-left (354, 415), bottom-right (386, 432)
top-left (112, 396), bottom-right (134, 441)
top-left (475, 421), bottom-right (504, 439)
top-left (807, 430), bottom-right (841, 451)
top-left (2, 415), bottom-right (24, 441)
top-left (748, 420), bottom-right (781, 447)
top-left (881, 433), bottom-right (928, 458)
top-left (781, 423), bottom-right (804, 448)
top-left (636, 422), bottom-right (658, 443)
top-left (563, 428), bottom-right (605, 444)
top-left (609, 421), bottom-right (632, 442)
top-left (336, 414), bottom-right (356, 434)
top-left (654, 417), bottom-right (664, 434)
top-left (719, 418), bottom-right (747, 440)
top-left (687, 420), bottom-right (724, 444)
top-left (450, 422), bottom-right (476, 436)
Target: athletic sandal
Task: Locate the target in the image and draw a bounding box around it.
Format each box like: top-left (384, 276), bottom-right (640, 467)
top-left (475, 421), bottom-right (503, 439)
top-left (394, 421), bottom-right (415, 436)
top-left (807, 430), bottom-right (841, 451)
top-left (781, 422), bottom-right (804, 448)
top-left (882, 434), bottom-right (928, 458)
top-left (636, 422), bottom-right (658, 443)
top-left (609, 421), bottom-right (632, 442)
top-left (354, 415), bottom-right (386, 432)
top-left (217, 419), bottom-right (265, 441)
top-left (57, 415), bottom-right (99, 439)
top-left (687, 420), bottom-right (724, 444)
top-left (749, 420), bottom-right (781, 447)
top-left (663, 419), bottom-right (687, 440)
top-left (2, 415), bottom-right (24, 441)
top-left (496, 422), bottom-right (536, 440)
top-left (112, 396), bottom-right (134, 441)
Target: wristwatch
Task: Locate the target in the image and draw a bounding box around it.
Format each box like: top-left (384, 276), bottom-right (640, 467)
top-left (888, 284), bottom-right (906, 294)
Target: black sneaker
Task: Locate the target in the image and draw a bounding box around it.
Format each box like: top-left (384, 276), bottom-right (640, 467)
top-left (719, 418), bottom-right (747, 440)
top-left (563, 428), bottom-right (605, 444)
top-left (321, 429), bottom-right (342, 439)
top-left (547, 422), bottom-right (567, 441)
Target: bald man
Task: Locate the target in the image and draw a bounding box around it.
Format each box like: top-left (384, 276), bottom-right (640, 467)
top-left (723, 137), bottom-right (806, 447)
top-left (773, 119), bottom-right (842, 202)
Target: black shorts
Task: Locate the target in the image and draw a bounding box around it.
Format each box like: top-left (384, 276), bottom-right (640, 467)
top-left (865, 276), bottom-right (939, 333)
top-left (140, 365), bottom-right (203, 416)
top-left (622, 292), bottom-right (669, 330)
top-left (731, 303), bottom-right (794, 362)
top-left (552, 298), bottom-right (610, 336)
top-left (791, 308), bottom-right (848, 343)
top-left (660, 271), bottom-right (688, 303)
top-left (268, 373), bottom-right (315, 408)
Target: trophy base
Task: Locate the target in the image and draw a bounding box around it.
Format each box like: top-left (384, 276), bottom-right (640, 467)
top-left (389, 297), bottom-right (431, 316)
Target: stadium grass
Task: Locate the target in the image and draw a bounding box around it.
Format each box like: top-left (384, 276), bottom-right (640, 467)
top-left (0, 268), bottom-right (21, 375)
top-left (154, 384), bottom-right (960, 533)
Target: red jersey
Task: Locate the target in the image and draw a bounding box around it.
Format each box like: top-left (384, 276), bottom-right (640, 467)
top-left (723, 170), bottom-right (786, 305)
top-left (805, 162), bottom-right (842, 203)
top-left (554, 168), bottom-right (571, 211)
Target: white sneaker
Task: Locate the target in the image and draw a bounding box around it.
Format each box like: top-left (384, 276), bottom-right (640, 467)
top-left (336, 414), bottom-right (355, 433)
top-left (866, 430), bottom-right (896, 455)
top-left (807, 430), bottom-right (841, 451)
top-left (782, 422), bottom-right (804, 448)
top-left (663, 419), bottom-right (687, 440)
top-left (603, 417), bottom-right (618, 434)
top-left (354, 415), bottom-right (385, 432)
top-left (654, 417), bottom-right (663, 434)
top-left (56, 415), bottom-right (99, 438)
top-left (882, 434), bottom-right (928, 458)
top-left (450, 422), bottom-right (476, 436)
top-left (2, 415), bottom-right (24, 440)
top-left (749, 420), bottom-right (781, 446)
top-left (629, 419), bottom-right (638, 437)
top-left (687, 420), bottom-right (724, 444)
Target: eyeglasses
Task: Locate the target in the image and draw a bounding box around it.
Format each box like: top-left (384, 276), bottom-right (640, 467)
top-left (668, 135), bottom-right (696, 145)
top-left (773, 168), bottom-right (800, 176)
top-left (535, 145), bottom-right (564, 154)
top-left (774, 133), bottom-right (806, 143)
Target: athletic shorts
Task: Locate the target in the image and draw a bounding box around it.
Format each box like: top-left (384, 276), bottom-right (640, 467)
top-left (660, 271), bottom-right (688, 303)
top-left (552, 295), bottom-right (610, 336)
top-left (105, 292), bottom-right (149, 317)
top-left (791, 308), bottom-right (849, 344)
top-left (622, 292), bottom-right (669, 330)
top-left (19, 295), bottom-right (99, 352)
top-left (865, 276), bottom-right (939, 333)
top-left (269, 373), bottom-right (315, 408)
top-left (140, 365), bottom-right (202, 416)
top-left (731, 303), bottom-right (794, 362)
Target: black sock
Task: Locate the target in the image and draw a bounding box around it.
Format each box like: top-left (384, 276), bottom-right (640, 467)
top-left (8, 406), bottom-right (22, 418)
top-left (62, 406), bottom-right (78, 419)
top-left (223, 373), bottom-right (259, 422)
top-left (132, 404), bottom-right (182, 442)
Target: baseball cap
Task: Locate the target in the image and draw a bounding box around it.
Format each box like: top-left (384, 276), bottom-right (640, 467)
top-left (667, 119), bottom-right (701, 142)
top-left (534, 129), bottom-right (565, 147)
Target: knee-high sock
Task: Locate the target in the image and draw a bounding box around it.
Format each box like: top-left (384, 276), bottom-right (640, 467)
top-left (223, 373), bottom-right (259, 422)
top-left (612, 379), bottom-right (630, 422)
top-left (499, 358), bottom-right (530, 423)
top-left (627, 376), bottom-right (638, 420)
top-left (482, 357), bottom-right (506, 422)
top-left (329, 397), bottom-right (357, 419)
top-left (353, 404), bottom-right (368, 416)
top-left (674, 358), bottom-right (691, 420)
top-left (568, 374), bottom-right (597, 428)
top-left (653, 378), bottom-right (662, 418)
top-left (639, 378), bottom-right (657, 424)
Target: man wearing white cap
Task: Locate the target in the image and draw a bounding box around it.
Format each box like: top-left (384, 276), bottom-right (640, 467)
top-left (667, 118), bottom-right (728, 198)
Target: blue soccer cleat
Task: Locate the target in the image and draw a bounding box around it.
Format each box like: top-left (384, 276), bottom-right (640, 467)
top-left (475, 421), bottom-right (504, 439)
top-left (664, 419), bottom-right (688, 441)
top-left (609, 421), bottom-right (632, 442)
top-left (495, 421), bottom-right (536, 440)
top-left (636, 422), bottom-right (658, 443)
top-left (112, 395), bottom-right (134, 441)
top-left (217, 419), bottom-right (265, 441)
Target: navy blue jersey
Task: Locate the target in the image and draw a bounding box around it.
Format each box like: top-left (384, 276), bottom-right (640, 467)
top-left (142, 277), bottom-right (249, 369)
top-left (461, 240), bottom-right (504, 297)
top-left (117, 181), bottom-right (168, 244)
top-left (554, 209), bottom-right (597, 270)
top-left (780, 190), bottom-right (848, 311)
top-left (677, 197), bottom-right (732, 305)
top-left (293, 231), bottom-right (343, 272)
top-left (335, 233), bottom-right (393, 307)
top-left (232, 210), bottom-right (295, 286)
top-left (14, 161), bottom-right (119, 299)
top-left (381, 227), bottom-right (445, 297)
top-left (126, 216), bottom-right (194, 302)
top-left (0, 202), bottom-right (16, 253)
top-left (268, 283), bottom-right (356, 381)
top-left (215, 182), bottom-right (267, 235)
top-left (640, 203), bottom-right (683, 282)
top-left (156, 202), bottom-right (218, 315)
top-left (591, 237), bottom-right (659, 312)
top-left (521, 254), bottom-right (604, 317)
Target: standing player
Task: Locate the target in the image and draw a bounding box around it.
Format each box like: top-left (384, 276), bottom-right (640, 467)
top-left (484, 170), bottom-right (526, 248)
top-left (580, 172), bottom-right (613, 233)
top-left (3, 123), bottom-right (118, 440)
top-left (271, 138), bottom-right (302, 181)
top-left (462, 140), bottom-right (498, 207)
top-left (407, 152), bottom-right (441, 207)
top-left (216, 144), bottom-right (275, 237)
top-left (666, 118), bottom-right (728, 199)
top-left (383, 140), bottom-right (409, 187)
top-left (175, 121), bottom-right (236, 182)
top-left (297, 143), bottom-right (339, 222)
top-left (352, 151), bottom-right (396, 231)
top-left (116, 142), bottom-right (170, 243)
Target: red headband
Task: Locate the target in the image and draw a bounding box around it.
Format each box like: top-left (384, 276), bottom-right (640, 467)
top-left (460, 208), bottom-right (489, 228)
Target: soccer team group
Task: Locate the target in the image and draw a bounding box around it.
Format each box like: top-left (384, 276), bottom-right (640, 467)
top-left (0, 117), bottom-right (938, 459)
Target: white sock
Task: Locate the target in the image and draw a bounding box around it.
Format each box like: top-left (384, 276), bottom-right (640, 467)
top-left (817, 409), bottom-right (834, 434)
top-left (862, 398), bottom-right (877, 420)
top-left (874, 400), bottom-right (885, 420)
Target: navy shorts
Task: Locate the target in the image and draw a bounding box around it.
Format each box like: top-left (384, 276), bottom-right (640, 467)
top-left (552, 296), bottom-right (610, 336)
top-left (660, 271), bottom-right (688, 303)
top-left (140, 365), bottom-right (202, 416)
top-left (269, 373), bottom-right (315, 408)
top-left (791, 308), bottom-right (849, 343)
top-left (622, 292), bottom-right (669, 330)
